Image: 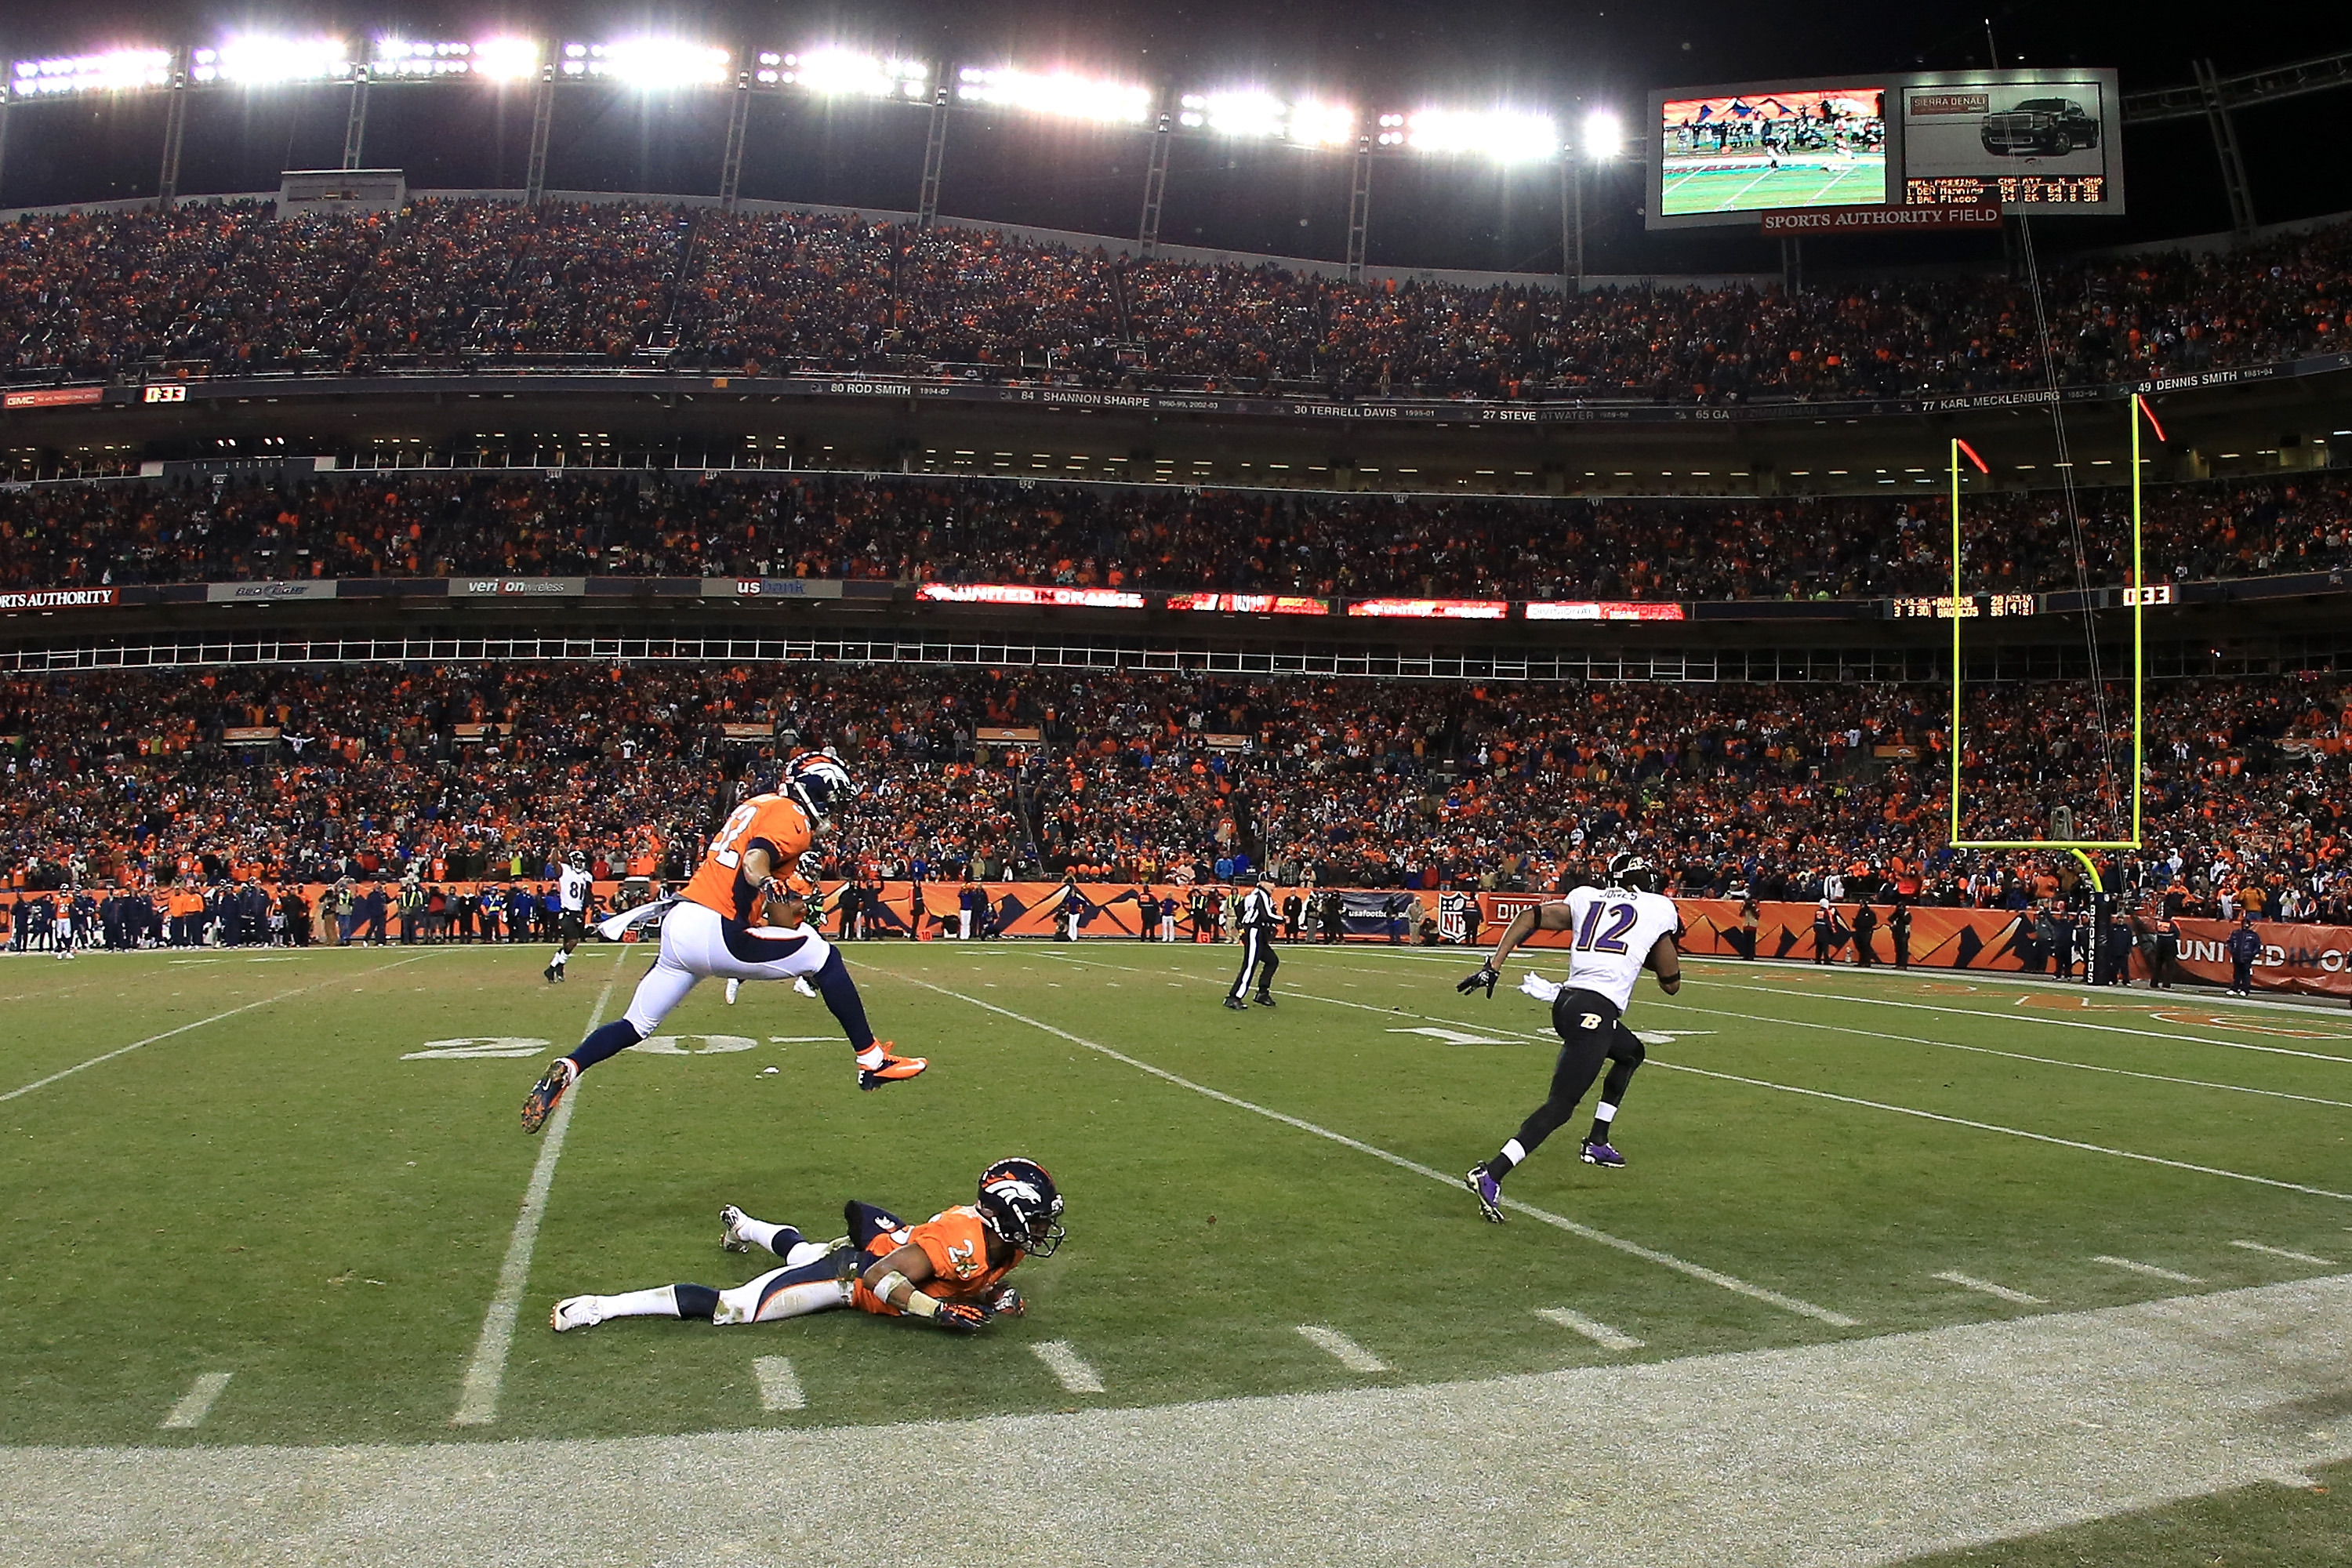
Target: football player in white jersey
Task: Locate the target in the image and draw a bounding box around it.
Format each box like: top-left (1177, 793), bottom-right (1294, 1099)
top-left (544, 850), bottom-right (596, 983)
top-left (1456, 855), bottom-right (1682, 1221)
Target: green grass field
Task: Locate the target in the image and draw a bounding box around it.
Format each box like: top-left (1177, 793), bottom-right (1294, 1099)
top-left (1662, 154), bottom-right (1887, 214)
top-left (4, 936), bottom-right (2349, 1562)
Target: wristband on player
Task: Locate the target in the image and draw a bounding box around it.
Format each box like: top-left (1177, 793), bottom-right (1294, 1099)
top-left (873, 1270), bottom-right (941, 1318)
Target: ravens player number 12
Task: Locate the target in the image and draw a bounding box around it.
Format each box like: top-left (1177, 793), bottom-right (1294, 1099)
top-left (1457, 855), bottom-right (1682, 1222)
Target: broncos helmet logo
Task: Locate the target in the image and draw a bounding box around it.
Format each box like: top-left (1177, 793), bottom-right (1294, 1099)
top-left (781, 750), bottom-right (854, 826)
top-left (976, 1157), bottom-right (1066, 1257)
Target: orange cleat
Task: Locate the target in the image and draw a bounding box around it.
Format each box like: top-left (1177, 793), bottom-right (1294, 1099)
top-left (521, 1056), bottom-right (578, 1134)
top-left (857, 1044), bottom-right (928, 1091)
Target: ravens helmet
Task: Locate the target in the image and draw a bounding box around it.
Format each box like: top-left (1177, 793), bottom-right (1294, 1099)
top-left (566, 850), bottom-right (588, 870)
top-left (1606, 853), bottom-right (1661, 894)
top-left (781, 750), bottom-right (854, 826)
top-left (975, 1157), bottom-right (1065, 1258)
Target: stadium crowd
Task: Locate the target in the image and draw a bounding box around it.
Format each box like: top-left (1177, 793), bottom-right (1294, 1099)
top-left (3, 666), bottom-right (2344, 940)
top-left (2, 199), bottom-right (2350, 401)
top-left (5, 470), bottom-right (2349, 600)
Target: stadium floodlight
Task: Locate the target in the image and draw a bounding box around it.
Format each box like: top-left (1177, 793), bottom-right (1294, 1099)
top-left (562, 40), bottom-right (731, 89)
top-left (370, 38), bottom-right (541, 81)
top-left (780, 49), bottom-right (931, 100)
top-left (1581, 108), bottom-right (1622, 159)
top-left (193, 37), bottom-right (356, 86)
top-left (9, 49), bottom-right (173, 97)
top-left (956, 66), bottom-right (1150, 125)
top-left (1178, 89), bottom-right (1355, 146)
top-left (1404, 108), bottom-right (1559, 161)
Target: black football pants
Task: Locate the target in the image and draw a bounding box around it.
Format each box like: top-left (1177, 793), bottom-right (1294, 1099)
top-left (1512, 989), bottom-right (1646, 1159)
top-left (1228, 927), bottom-right (1279, 999)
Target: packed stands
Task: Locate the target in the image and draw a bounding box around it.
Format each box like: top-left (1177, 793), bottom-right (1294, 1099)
top-left (5, 666), bottom-right (2344, 930)
top-left (5, 470), bottom-right (2348, 600)
top-left (2, 199), bottom-right (2349, 399)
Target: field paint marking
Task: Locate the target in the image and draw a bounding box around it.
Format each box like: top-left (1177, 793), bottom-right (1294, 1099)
top-left (1144, 953), bottom-right (2352, 1210)
top-left (1683, 972), bottom-right (2352, 1065)
top-left (753, 1356), bottom-right (805, 1412)
top-left (1030, 1341), bottom-right (1106, 1394)
top-left (1653, 1059), bottom-right (2352, 1203)
top-left (1932, 1271), bottom-right (2047, 1306)
top-left (160, 1372), bottom-right (233, 1429)
top-left (1650, 998), bottom-right (2352, 1112)
top-left (886, 965), bottom-right (1860, 1328)
top-left (1298, 1324), bottom-right (1391, 1372)
top-left (2094, 1256), bottom-right (2205, 1284)
top-left (1535, 1305), bottom-right (1645, 1350)
top-left (451, 946), bottom-right (626, 1427)
top-left (2, 953), bottom-right (427, 1104)
top-left (2230, 1240), bottom-right (2337, 1267)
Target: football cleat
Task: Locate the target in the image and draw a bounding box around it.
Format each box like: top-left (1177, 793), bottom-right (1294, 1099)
top-left (1581, 1141), bottom-right (1627, 1168)
top-left (724, 978), bottom-right (742, 1005)
top-left (793, 977), bottom-right (818, 999)
top-left (858, 1046), bottom-right (928, 1091)
top-left (550, 1295), bottom-right (603, 1333)
top-left (720, 1203), bottom-right (753, 1253)
top-left (1222, 996), bottom-right (1249, 1011)
top-left (521, 1057), bottom-right (578, 1134)
top-left (542, 964), bottom-right (557, 984)
top-left (1465, 1163), bottom-right (1506, 1224)
top-left (1254, 993), bottom-right (1276, 1007)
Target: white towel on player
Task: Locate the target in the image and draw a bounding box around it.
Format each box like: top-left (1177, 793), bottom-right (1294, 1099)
top-left (1518, 972), bottom-right (1563, 1003)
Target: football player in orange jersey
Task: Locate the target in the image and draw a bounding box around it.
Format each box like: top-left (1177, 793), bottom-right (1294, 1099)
top-left (521, 752), bottom-right (926, 1133)
top-left (550, 1158), bottom-right (1064, 1334)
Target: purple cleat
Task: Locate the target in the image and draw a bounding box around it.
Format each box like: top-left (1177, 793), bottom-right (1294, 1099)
top-left (1465, 1163), bottom-right (1506, 1223)
top-left (1580, 1140), bottom-right (1626, 1168)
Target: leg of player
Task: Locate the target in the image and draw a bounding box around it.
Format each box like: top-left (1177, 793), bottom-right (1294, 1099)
top-left (1254, 942), bottom-right (1279, 1005)
top-left (1225, 928), bottom-right (1261, 1010)
top-left (1465, 995), bottom-right (1613, 1222)
top-left (1581, 1030), bottom-right (1645, 1168)
top-left (552, 1255), bottom-right (851, 1332)
top-left (520, 948), bottom-right (696, 1134)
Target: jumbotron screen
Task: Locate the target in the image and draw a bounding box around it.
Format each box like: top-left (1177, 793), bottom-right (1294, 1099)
top-left (1657, 86), bottom-right (1887, 220)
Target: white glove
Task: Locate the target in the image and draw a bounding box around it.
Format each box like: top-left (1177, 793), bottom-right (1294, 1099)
top-left (1518, 972), bottom-right (1563, 1003)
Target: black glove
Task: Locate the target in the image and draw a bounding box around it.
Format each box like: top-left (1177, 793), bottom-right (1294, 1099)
top-left (1457, 964), bottom-right (1501, 999)
top-left (933, 1300), bottom-right (991, 1333)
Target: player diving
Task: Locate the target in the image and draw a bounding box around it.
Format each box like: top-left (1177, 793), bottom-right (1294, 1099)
top-left (550, 1158), bottom-right (1065, 1334)
top-left (1456, 854), bottom-right (1681, 1221)
top-left (520, 750), bottom-right (927, 1134)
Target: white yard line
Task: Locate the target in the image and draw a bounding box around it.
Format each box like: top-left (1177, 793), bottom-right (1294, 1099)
top-left (1653, 1058), bottom-right (2352, 1203)
top-left (2230, 1240), bottom-right (2336, 1267)
top-left (1682, 971), bottom-right (2352, 1064)
top-left (1931, 1271), bottom-right (2046, 1306)
top-left (2, 953), bottom-right (427, 1103)
top-left (2093, 1255), bottom-right (2205, 1284)
top-left (753, 1356), bottom-right (805, 1413)
top-left (159, 1372), bottom-right (233, 1430)
top-left (882, 966), bottom-right (1859, 1328)
top-left (1298, 1325), bottom-right (1390, 1372)
top-left (1054, 949), bottom-right (2352, 1215)
top-left (1031, 1341), bottom-right (1107, 1394)
top-left (450, 947), bottom-right (625, 1427)
top-left (1649, 998), bottom-right (2352, 1112)
top-left (1534, 1305), bottom-right (1646, 1350)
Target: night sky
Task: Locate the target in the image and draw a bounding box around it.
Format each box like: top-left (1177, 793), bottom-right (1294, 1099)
top-left (7, 2), bottom-right (2351, 274)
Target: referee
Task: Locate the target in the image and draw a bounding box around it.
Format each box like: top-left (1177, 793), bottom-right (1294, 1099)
top-left (1223, 871), bottom-right (1279, 1011)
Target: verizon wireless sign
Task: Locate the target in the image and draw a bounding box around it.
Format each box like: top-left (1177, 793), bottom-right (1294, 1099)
top-left (0, 587), bottom-right (118, 609)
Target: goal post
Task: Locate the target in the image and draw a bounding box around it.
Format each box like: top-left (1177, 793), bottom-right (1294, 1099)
top-left (1946, 395), bottom-right (2165, 891)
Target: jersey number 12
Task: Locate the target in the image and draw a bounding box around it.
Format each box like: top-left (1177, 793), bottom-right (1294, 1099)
top-left (1576, 899), bottom-right (1637, 954)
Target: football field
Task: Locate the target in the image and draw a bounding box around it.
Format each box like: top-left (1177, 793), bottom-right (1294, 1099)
top-left (3, 936), bottom-right (2349, 1565)
top-left (1662, 155), bottom-right (1887, 215)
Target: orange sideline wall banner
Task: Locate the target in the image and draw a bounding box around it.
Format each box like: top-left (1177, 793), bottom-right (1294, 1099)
top-left (1475, 895), bottom-right (2352, 1001)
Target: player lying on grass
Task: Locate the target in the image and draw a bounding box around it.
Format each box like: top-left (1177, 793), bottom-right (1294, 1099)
top-left (1459, 855), bottom-right (1681, 1221)
top-left (551, 1158), bottom-right (1065, 1334)
top-left (521, 752), bottom-right (925, 1133)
